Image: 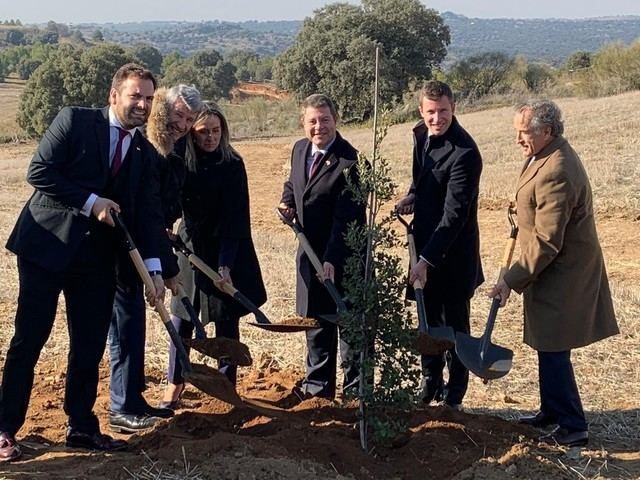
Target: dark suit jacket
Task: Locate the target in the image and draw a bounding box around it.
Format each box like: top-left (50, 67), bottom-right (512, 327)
top-left (410, 117), bottom-right (484, 301)
top-left (280, 132), bottom-right (365, 316)
top-left (6, 106), bottom-right (167, 275)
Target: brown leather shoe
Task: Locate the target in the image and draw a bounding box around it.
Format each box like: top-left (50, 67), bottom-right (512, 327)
top-left (65, 428), bottom-right (128, 451)
top-left (0, 431), bottom-right (22, 462)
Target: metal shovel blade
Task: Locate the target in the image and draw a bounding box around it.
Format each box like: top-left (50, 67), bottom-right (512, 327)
top-left (184, 337), bottom-right (253, 367)
top-left (248, 316), bottom-right (322, 333)
top-left (185, 363), bottom-right (243, 406)
top-left (455, 332), bottom-right (513, 380)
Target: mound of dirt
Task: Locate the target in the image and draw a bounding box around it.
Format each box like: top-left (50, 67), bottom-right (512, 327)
top-left (0, 361), bottom-right (573, 480)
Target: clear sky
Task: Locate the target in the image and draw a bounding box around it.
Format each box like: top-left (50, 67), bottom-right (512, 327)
top-left (2, 0), bottom-right (639, 24)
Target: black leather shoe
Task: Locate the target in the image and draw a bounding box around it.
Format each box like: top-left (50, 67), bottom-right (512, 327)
top-left (66, 428), bottom-right (128, 451)
top-left (143, 404), bottom-right (174, 419)
top-left (518, 411), bottom-right (557, 428)
top-left (539, 427), bottom-right (588, 447)
top-left (108, 413), bottom-right (162, 434)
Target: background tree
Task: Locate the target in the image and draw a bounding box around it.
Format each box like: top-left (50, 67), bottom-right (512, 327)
top-left (78, 44), bottom-right (136, 106)
top-left (443, 51), bottom-right (514, 102)
top-left (131, 44), bottom-right (163, 74)
top-left (565, 50), bottom-right (592, 71)
top-left (5, 29), bottom-right (26, 46)
top-left (16, 58), bottom-right (42, 80)
top-left (17, 61), bottom-right (66, 136)
top-left (273, 0), bottom-right (449, 121)
top-left (162, 48), bottom-right (238, 99)
top-left (92, 29), bottom-right (105, 43)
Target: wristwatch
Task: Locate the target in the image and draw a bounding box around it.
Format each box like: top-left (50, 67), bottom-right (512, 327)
top-left (149, 270), bottom-right (162, 277)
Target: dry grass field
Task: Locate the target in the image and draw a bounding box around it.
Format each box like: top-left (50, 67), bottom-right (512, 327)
top-left (0, 90), bottom-right (638, 479)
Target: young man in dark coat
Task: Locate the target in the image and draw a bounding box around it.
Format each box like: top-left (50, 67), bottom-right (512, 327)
top-left (278, 93), bottom-right (366, 399)
top-left (396, 80), bottom-right (484, 410)
top-left (0, 64), bottom-right (168, 461)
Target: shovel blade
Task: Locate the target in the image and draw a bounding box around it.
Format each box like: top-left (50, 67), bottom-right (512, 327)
top-left (428, 326), bottom-right (456, 345)
top-left (248, 321), bottom-right (320, 333)
top-left (414, 331), bottom-right (454, 355)
top-left (184, 337), bottom-right (253, 367)
top-left (455, 332), bottom-right (513, 380)
top-left (185, 363), bottom-right (243, 406)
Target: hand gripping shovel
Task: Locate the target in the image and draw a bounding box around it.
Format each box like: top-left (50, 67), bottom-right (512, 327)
top-left (111, 211), bottom-right (242, 406)
top-left (172, 236), bottom-right (318, 333)
top-left (276, 208), bottom-right (347, 323)
top-left (176, 285), bottom-right (253, 367)
top-left (395, 212), bottom-right (456, 355)
top-left (455, 204), bottom-right (518, 381)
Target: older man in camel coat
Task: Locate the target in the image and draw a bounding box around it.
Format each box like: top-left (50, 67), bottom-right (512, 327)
top-left (490, 99), bottom-right (618, 448)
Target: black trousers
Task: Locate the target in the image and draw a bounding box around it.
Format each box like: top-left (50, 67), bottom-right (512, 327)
top-left (421, 296), bottom-right (470, 405)
top-left (108, 283), bottom-right (148, 414)
top-left (538, 350), bottom-right (588, 432)
top-left (302, 321), bottom-right (360, 399)
top-left (0, 248), bottom-right (115, 436)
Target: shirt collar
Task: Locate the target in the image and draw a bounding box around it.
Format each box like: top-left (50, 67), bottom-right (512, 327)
top-left (108, 108), bottom-right (139, 135)
top-left (311, 138), bottom-right (335, 157)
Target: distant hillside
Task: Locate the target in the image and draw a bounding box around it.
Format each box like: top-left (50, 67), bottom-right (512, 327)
top-left (76, 20), bottom-right (302, 56)
top-left (73, 14), bottom-right (640, 63)
top-left (441, 12), bottom-right (640, 64)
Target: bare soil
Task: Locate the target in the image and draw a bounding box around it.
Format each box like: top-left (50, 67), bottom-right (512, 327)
top-left (1, 94), bottom-right (640, 478)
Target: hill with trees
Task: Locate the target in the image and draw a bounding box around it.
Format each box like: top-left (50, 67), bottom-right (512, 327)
top-left (70, 13), bottom-right (640, 64)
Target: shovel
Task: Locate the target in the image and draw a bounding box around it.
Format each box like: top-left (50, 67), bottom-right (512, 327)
top-left (455, 204), bottom-right (518, 381)
top-left (176, 285), bottom-right (253, 367)
top-left (172, 236), bottom-right (319, 333)
top-left (111, 210), bottom-right (242, 406)
top-left (394, 212), bottom-right (456, 355)
top-left (276, 208), bottom-right (346, 323)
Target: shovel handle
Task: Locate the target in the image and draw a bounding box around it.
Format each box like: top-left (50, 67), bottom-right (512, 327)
top-left (176, 285), bottom-right (207, 339)
top-left (111, 210), bottom-right (193, 376)
top-left (173, 238), bottom-right (272, 325)
top-left (278, 209), bottom-right (347, 313)
top-left (397, 213), bottom-right (430, 332)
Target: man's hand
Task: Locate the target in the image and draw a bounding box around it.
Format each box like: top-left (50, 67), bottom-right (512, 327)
top-left (145, 274), bottom-right (166, 307)
top-left (319, 262), bottom-right (335, 283)
top-left (92, 197), bottom-right (120, 227)
top-left (409, 258), bottom-right (428, 287)
top-left (277, 202), bottom-right (296, 221)
top-left (214, 266), bottom-right (233, 290)
top-left (395, 194), bottom-right (415, 215)
top-left (165, 228), bottom-right (177, 243)
top-left (488, 279), bottom-right (512, 307)
top-left (164, 275), bottom-right (180, 296)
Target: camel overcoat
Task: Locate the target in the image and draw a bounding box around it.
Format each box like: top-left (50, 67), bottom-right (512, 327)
top-left (503, 136), bottom-right (618, 352)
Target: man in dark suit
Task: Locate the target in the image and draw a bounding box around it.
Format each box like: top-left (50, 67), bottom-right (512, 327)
top-left (278, 93), bottom-right (365, 399)
top-left (0, 63), bottom-right (168, 462)
top-left (396, 80), bottom-right (484, 410)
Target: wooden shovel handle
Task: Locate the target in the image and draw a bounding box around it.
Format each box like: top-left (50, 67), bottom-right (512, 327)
top-left (406, 232), bottom-right (424, 290)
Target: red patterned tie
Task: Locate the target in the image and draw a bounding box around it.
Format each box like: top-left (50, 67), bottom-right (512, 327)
top-left (308, 151), bottom-right (324, 179)
top-left (111, 127), bottom-right (130, 176)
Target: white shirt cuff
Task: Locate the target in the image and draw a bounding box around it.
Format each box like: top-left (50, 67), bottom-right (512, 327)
top-left (419, 255), bottom-right (435, 267)
top-left (144, 258), bottom-right (162, 273)
top-left (81, 193), bottom-right (98, 217)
